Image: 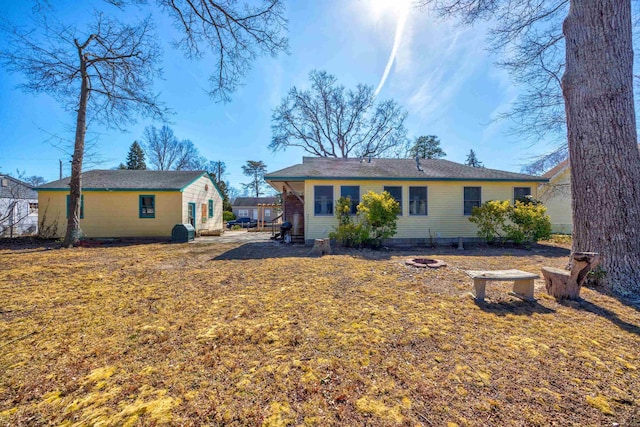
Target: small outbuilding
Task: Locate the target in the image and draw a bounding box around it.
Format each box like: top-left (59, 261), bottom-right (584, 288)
top-left (37, 170), bottom-right (224, 238)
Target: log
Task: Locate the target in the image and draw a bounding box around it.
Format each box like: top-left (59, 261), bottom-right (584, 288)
top-left (542, 252), bottom-right (600, 300)
top-left (310, 238), bottom-right (332, 256)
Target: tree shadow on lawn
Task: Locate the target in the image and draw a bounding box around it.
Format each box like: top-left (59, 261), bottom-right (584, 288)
top-left (559, 297), bottom-right (640, 337)
top-left (474, 299), bottom-right (556, 316)
top-left (211, 241), bottom-right (571, 261)
top-left (0, 237), bottom-right (172, 255)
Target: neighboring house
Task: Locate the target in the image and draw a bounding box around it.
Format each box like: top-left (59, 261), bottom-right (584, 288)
top-left (232, 196), bottom-right (280, 222)
top-left (538, 160), bottom-right (572, 234)
top-left (37, 170), bottom-right (224, 238)
top-left (0, 175), bottom-right (38, 237)
top-left (265, 157), bottom-right (548, 244)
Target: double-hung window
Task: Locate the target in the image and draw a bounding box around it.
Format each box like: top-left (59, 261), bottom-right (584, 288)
top-left (514, 187), bottom-right (532, 203)
top-left (464, 187), bottom-right (481, 215)
top-left (409, 187), bottom-right (427, 215)
top-left (340, 185), bottom-right (360, 214)
top-left (139, 195), bottom-right (155, 218)
top-left (384, 186), bottom-right (403, 215)
top-left (314, 186), bottom-right (334, 215)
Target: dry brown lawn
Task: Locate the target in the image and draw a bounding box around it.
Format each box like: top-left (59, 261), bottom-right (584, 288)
top-left (1, 238), bottom-right (639, 426)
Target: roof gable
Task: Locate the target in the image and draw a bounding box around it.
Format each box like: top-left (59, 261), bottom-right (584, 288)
top-left (37, 170), bottom-right (208, 191)
top-left (265, 157), bottom-right (547, 182)
top-left (0, 175), bottom-right (37, 199)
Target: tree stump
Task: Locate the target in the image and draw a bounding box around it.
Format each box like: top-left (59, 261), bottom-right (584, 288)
top-left (541, 252), bottom-right (600, 300)
top-left (310, 238), bottom-right (332, 256)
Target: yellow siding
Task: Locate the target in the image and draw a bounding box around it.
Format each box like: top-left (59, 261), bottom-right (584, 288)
top-left (181, 175), bottom-right (224, 232)
top-left (38, 190), bottom-right (182, 238)
top-left (539, 168), bottom-right (572, 233)
top-left (38, 176), bottom-right (223, 238)
top-left (303, 180), bottom-right (540, 240)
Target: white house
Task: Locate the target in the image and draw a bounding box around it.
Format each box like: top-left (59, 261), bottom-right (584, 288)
top-left (0, 175), bottom-right (38, 237)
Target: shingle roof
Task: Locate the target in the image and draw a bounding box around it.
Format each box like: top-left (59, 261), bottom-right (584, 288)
top-left (37, 170), bottom-right (208, 191)
top-left (542, 159), bottom-right (569, 179)
top-left (0, 175), bottom-right (37, 199)
top-left (265, 157), bottom-right (547, 182)
top-left (233, 196), bottom-right (278, 206)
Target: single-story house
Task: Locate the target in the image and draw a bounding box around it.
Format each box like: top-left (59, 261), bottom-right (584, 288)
top-left (265, 157), bottom-right (548, 244)
top-left (0, 175), bottom-right (38, 237)
top-left (538, 144), bottom-right (640, 234)
top-left (232, 196), bottom-right (280, 222)
top-left (538, 160), bottom-right (572, 234)
top-left (37, 170), bottom-right (224, 238)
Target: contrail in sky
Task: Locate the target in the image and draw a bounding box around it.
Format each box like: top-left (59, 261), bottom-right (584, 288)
top-left (374, 2), bottom-right (410, 97)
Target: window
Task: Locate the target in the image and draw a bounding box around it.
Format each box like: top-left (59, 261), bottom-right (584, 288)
top-left (28, 202), bottom-right (38, 214)
top-left (314, 185), bottom-right (334, 215)
top-left (208, 199), bottom-right (214, 218)
top-left (514, 187), bottom-right (532, 203)
top-left (264, 208), bottom-right (271, 217)
top-left (238, 209), bottom-right (249, 217)
top-left (464, 187), bottom-right (481, 215)
top-left (66, 195), bottom-right (84, 219)
top-left (341, 185), bottom-right (360, 214)
top-left (384, 186), bottom-right (402, 215)
top-left (139, 195), bottom-right (155, 218)
top-left (201, 203), bottom-right (208, 222)
top-left (409, 187), bottom-right (428, 215)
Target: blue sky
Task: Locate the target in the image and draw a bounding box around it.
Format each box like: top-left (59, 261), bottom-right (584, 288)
top-left (0, 0), bottom-right (558, 192)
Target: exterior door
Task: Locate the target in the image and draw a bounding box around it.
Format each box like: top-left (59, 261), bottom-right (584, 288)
top-left (188, 202), bottom-right (196, 227)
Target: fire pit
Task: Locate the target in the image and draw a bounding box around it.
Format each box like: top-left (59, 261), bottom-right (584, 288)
top-left (405, 258), bottom-right (447, 269)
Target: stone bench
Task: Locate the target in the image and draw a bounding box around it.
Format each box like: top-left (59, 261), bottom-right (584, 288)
top-left (465, 269), bottom-right (539, 302)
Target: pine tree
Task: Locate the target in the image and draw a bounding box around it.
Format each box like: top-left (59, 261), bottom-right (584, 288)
top-left (408, 135), bottom-right (446, 159)
top-left (465, 149), bottom-right (483, 168)
top-left (126, 141), bottom-right (147, 170)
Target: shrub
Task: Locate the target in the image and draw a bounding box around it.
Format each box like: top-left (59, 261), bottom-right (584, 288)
top-left (329, 192), bottom-right (400, 248)
top-left (469, 199), bottom-right (552, 245)
top-left (357, 191), bottom-right (400, 247)
top-left (223, 211), bottom-right (235, 222)
top-left (468, 200), bottom-right (510, 243)
top-left (329, 197), bottom-right (367, 247)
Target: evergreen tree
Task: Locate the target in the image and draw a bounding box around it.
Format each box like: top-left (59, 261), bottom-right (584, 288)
top-left (126, 141), bottom-right (147, 170)
top-left (465, 149), bottom-right (484, 168)
top-left (408, 135), bottom-right (446, 159)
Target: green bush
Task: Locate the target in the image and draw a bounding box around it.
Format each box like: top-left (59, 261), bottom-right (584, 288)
top-left (469, 199), bottom-right (552, 245)
top-left (329, 197), bottom-right (367, 247)
top-left (329, 192), bottom-right (400, 248)
top-left (358, 191), bottom-right (400, 247)
top-left (223, 211), bottom-right (236, 221)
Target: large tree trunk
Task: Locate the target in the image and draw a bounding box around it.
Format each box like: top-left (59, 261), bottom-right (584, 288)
top-left (562, 0), bottom-right (640, 296)
top-left (63, 45), bottom-right (90, 248)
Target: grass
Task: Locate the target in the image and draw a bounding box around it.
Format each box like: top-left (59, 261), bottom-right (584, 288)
top-left (1, 239), bottom-right (639, 426)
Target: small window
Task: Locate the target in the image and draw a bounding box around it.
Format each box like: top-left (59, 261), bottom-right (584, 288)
top-left (264, 208), bottom-right (271, 217)
top-left (201, 203), bottom-right (208, 222)
top-left (464, 187), bottom-right (481, 215)
top-left (384, 186), bottom-right (402, 215)
top-left (28, 202), bottom-right (38, 214)
top-left (139, 195), bottom-right (155, 218)
top-left (314, 186), bottom-right (334, 215)
top-left (409, 187), bottom-right (428, 215)
top-left (514, 187), bottom-right (532, 203)
top-left (340, 185), bottom-right (360, 214)
top-left (66, 195), bottom-right (84, 219)
top-left (239, 209), bottom-right (249, 217)
top-left (208, 199), bottom-right (214, 218)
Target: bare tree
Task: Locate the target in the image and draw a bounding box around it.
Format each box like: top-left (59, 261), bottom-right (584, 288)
top-left (110, 0), bottom-right (288, 101)
top-left (271, 70), bottom-right (408, 158)
top-left (241, 160), bottom-right (267, 198)
top-left (143, 125), bottom-right (179, 170)
top-left (1, 10), bottom-right (165, 247)
top-left (419, 0), bottom-right (640, 296)
top-left (174, 140), bottom-right (204, 170)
